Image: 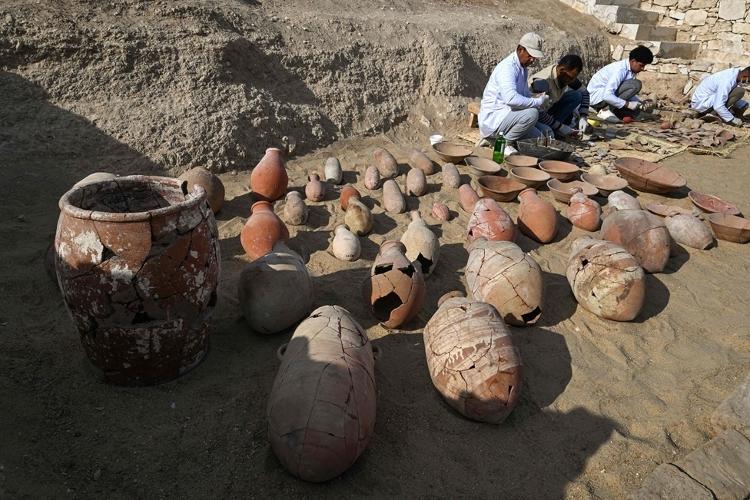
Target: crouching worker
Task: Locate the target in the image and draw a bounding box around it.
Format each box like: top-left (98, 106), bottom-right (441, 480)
top-left (690, 66), bottom-right (750, 126)
top-left (530, 54), bottom-right (590, 138)
top-left (588, 45), bottom-right (654, 123)
top-left (478, 32), bottom-right (550, 156)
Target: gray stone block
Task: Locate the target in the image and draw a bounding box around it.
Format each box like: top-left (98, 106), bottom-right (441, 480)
top-left (629, 463), bottom-right (713, 499)
top-left (712, 376), bottom-right (750, 433)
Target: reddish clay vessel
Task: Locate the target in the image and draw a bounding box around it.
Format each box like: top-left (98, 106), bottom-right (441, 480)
top-left (458, 184), bottom-right (480, 212)
top-left (373, 147), bottom-right (399, 179)
top-left (55, 175), bottom-right (220, 385)
top-left (340, 185), bottom-right (361, 210)
top-left (442, 163), bottom-right (461, 189)
top-left (665, 214), bottom-right (713, 250)
top-left (250, 148), bottom-right (288, 202)
top-left (409, 149), bottom-right (436, 175)
top-left (179, 166), bottom-right (225, 214)
top-left (600, 209), bottom-right (670, 273)
top-left (406, 167), bottom-right (427, 196)
top-left (382, 179), bottom-right (405, 214)
top-left (432, 202), bottom-right (450, 221)
top-left (567, 191), bottom-right (601, 231)
top-left (305, 173), bottom-right (326, 202)
top-left (517, 188), bottom-right (557, 243)
top-left (241, 201), bottom-right (290, 261)
top-left (364, 165), bottom-right (381, 190)
top-left (467, 198), bottom-right (516, 243)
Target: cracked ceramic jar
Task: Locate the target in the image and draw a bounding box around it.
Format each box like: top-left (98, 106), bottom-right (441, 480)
top-left (250, 147), bottom-right (288, 202)
top-left (467, 198), bottom-right (516, 243)
top-left (665, 213), bottom-right (713, 250)
top-left (600, 209), bottom-right (670, 273)
top-left (423, 292), bottom-right (522, 424)
top-left (400, 211), bottom-right (440, 277)
top-left (179, 166), bottom-right (225, 214)
top-left (55, 176), bottom-right (220, 386)
top-left (567, 191), bottom-right (601, 232)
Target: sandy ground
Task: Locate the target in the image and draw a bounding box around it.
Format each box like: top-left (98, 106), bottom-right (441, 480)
top-left (2, 104), bottom-right (750, 498)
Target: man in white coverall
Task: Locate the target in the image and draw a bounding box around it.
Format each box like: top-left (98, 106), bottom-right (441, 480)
top-left (689, 67), bottom-right (750, 126)
top-left (478, 32), bottom-right (551, 156)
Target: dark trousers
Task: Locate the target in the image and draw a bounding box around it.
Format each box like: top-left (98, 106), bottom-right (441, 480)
top-left (593, 78), bottom-right (642, 119)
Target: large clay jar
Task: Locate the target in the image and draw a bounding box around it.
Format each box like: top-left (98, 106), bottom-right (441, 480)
top-left (517, 188), bottom-right (557, 243)
top-left (607, 190), bottom-right (641, 211)
top-left (400, 211), bottom-right (440, 277)
top-left (55, 175), bottom-right (220, 385)
top-left (267, 305), bottom-right (375, 482)
top-left (364, 165), bottom-right (380, 190)
top-left (283, 191), bottom-right (308, 226)
top-left (373, 147), bottom-right (399, 179)
top-left (382, 179), bottom-right (405, 214)
top-left (73, 172), bottom-right (117, 188)
top-left (339, 185), bottom-right (360, 211)
top-left (250, 147), bottom-right (288, 202)
top-left (179, 166), bottom-right (225, 214)
top-left (466, 239), bottom-right (543, 326)
top-left (458, 184), bottom-right (479, 212)
top-left (567, 190), bottom-right (601, 231)
top-left (332, 225), bottom-right (361, 261)
top-left (410, 149), bottom-right (436, 175)
top-left (600, 209), bottom-right (670, 273)
top-left (432, 202), bottom-right (450, 221)
top-left (344, 198), bottom-right (373, 236)
top-left (665, 213), bottom-right (713, 249)
top-left (238, 242), bottom-right (313, 334)
top-left (467, 198), bottom-right (516, 243)
top-left (305, 173), bottom-right (326, 202)
top-left (324, 157), bottom-right (343, 184)
top-left (406, 167), bottom-right (427, 196)
top-left (241, 201), bottom-right (290, 261)
top-left (364, 240), bottom-right (426, 329)
top-left (566, 237), bottom-right (646, 321)
top-left (423, 292), bottom-right (522, 424)
top-left (442, 163), bottom-right (461, 189)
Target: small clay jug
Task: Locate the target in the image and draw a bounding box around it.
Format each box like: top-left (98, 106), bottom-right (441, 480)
top-left (401, 211), bottom-right (440, 277)
top-left (332, 225), bottom-right (361, 261)
top-left (250, 147), bottom-right (288, 202)
top-left (467, 198), bottom-right (516, 242)
top-left (344, 198), bottom-right (373, 236)
top-left (607, 190), bottom-right (641, 211)
top-left (406, 168), bottom-right (427, 196)
top-left (442, 163), bottom-right (460, 189)
top-left (517, 188), bottom-right (557, 243)
top-left (324, 157), bottom-right (343, 184)
top-left (283, 191), bottom-right (308, 226)
top-left (305, 172), bottom-right (326, 202)
top-left (340, 185), bottom-right (361, 211)
top-left (241, 201), bottom-right (290, 261)
top-left (458, 184), bottom-right (479, 212)
top-left (432, 202), bottom-right (450, 221)
top-left (567, 190), bottom-right (601, 232)
top-left (665, 213), bottom-right (713, 250)
top-left (179, 166), bottom-right (225, 214)
top-left (382, 179), bottom-right (405, 214)
top-left (409, 149), bottom-right (436, 175)
top-left (373, 147), bottom-right (399, 179)
top-left (364, 165), bottom-right (381, 190)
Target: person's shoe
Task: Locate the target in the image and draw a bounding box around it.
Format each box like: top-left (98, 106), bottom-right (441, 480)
top-left (504, 145), bottom-right (519, 157)
top-left (596, 109), bottom-right (621, 123)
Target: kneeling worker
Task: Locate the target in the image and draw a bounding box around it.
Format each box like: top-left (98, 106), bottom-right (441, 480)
top-left (478, 32), bottom-right (550, 156)
top-left (587, 45), bottom-right (654, 123)
top-left (689, 66), bottom-right (750, 126)
top-left (530, 54), bottom-right (590, 138)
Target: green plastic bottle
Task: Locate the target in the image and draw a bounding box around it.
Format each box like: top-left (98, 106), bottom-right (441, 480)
top-left (492, 134), bottom-right (506, 163)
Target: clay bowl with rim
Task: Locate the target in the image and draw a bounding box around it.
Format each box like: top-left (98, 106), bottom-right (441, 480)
top-left (707, 213), bottom-right (750, 243)
top-left (509, 167), bottom-right (551, 188)
top-left (646, 203), bottom-right (695, 218)
top-left (614, 157), bottom-right (686, 194)
top-left (464, 156), bottom-right (503, 176)
top-left (477, 176), bottom-right (527, 202)
top-left (538, 160), bottom-right (580, 181)
top-left (580, 173), bottom-right (629, 196)
top-left (432, 142), bottom-right (473, 163)
top-left (688, 190), bottom-right (741, 216)
top-left (503, 154), bottom-right (538, 169)
top-left (547, 179), bottom-right (599, 204)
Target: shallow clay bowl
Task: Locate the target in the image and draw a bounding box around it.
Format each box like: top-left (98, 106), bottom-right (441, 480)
top-left (547, 179), bottom-right (599, 204)
top-left (646, 203), bottom-right (695, 218)
top-left (477, 176), bottom-right (527, 202)
top-left (580, 173), bottom-right (629, 196)
top-left (688, 191), bottom-right (741, 216)
top-left (539, 160), bottom-right (580, 181)
top-left (503, 154), bottom-right (538, 169)
top-left (432, 142), bottom-right (473, 163)
top-left (510, 167), bottom-right (551, 188)
top-left (464, 156), bottom-right (502, 175)
top-left (614, 157), bottom-right (686, 194)
top-left (707, 213), bottom-right (750, 243)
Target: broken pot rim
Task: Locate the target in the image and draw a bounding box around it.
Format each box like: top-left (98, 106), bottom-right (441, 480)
top-left (58, 174), bottom-right (206, 223)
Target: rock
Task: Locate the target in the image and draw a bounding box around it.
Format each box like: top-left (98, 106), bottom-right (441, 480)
top-left (719, 0), bottom-right (746, 20)
top-left (685, 9), bottom-right (709, 25)
top-left (711, 376), bottom-right (750, 433)
top-left (630, 463), bottom-right (713, 499)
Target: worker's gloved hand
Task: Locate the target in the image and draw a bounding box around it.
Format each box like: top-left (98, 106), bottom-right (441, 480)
top-left (731, 117), bottom-right (743, 126)
top-left (534, 94), bottom-right (550, 108)
top-left (578, 117), bottom-right (590, 133)
top-left (626, 101), bottom-right (642, 111)
top-left (557, 123), bottom-right (576, 137)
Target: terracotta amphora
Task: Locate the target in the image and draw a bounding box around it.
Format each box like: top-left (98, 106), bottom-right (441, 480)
top-left (442, 163), bottom-right (460, 189)
top-left (600, 209), bottom-right (670, 273)
top-left (340, 185), bottom-right (361, 211)
top-left (250, 147), bottom-right (288, 202)
top-left (458, 184), bottom-right (479, 212)
top-left (305, 172), bottom-right (326, 202)
top-left (406, 167), bottom-right (427, 196)
top-left (401, 211), bottom-right (440, 277)
top-left (517, 188), bottom-right (557, 243)
top-left (665, 213), bottom-right (713, 250)
top-left (179, 166), bottom-right (225, 214)
top-left (382, 179), bottom-right (405, 214)
top-left (283, 191), bottom-right (308, 226)
top-left (567, 190), bottom-right (601, 232)
top-left (364, 165), bottom-right (381, 190)
top-left (467, 198), bottom-right (516, 243)
top-left (373, 147), bottom-right (399, 179)
top-left (409, 149), bottom-right (436, 175)
top-left (241, 201), bottom-right (290, 261)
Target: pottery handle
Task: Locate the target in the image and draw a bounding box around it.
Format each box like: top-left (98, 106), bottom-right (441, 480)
top-left (276, 343), bottom-right (288, 361)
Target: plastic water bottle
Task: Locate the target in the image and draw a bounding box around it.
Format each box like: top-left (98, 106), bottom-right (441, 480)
top-left (492, 134), bottom-right (506, 163)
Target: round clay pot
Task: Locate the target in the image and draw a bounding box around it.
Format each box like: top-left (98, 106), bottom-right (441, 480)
top-left (458, 184), bottom-right (480, 212)
top-left (567, 191), bottom-right (601, 231)
top-left (55, 175), bottom-right (220, 385)
top-left (179, 166), bottom-right (225, 214)
top-left (406, 167), bottom-right (427, 196)
top-left (600, 209), bottom-right (670, 273)
top-left (364, 240), bottom-right (426, 329)
top-left (442, 163), bottom-right (461, 189)
top-left (423, 294), bottom-right (521, 424)
top-left (665, 214), bottom-right (713, 249)
top-left (250, 147), bottom-right (288, 202)
top-left (73, 172), bottom-right (117, 188)
top-left (566, 237), bottom-right (645, 321)
top-left (324, 157), bottom-right (343, 184)
top-left (467, 198), bottom-right (516, 243)
top-left (340, 185), bottom-right (361, 211)
top-left (432, 201), bottom-right (451, 221)
top-left (332, 225), bottom-right (361, 261)
top-left (401, 211), bottom-right (440, 277)
top-left (241, 201), bottom-right (290, 261)
top-left (607, 190), bottom-right (641, 211)
top-left (373, 147), bottom-right (399, 179)
top-left (517, 188), bottom-right (557, 243)
top-left (344, 198), bottom-right (373, 236)
top-left (364, 165), bottom-right (381, 190)
top-left (382, 179), bottom-right (405, 214)
top-left (409, 149), bottom-right (436, 175)
top-left (305, 172), bottom-right (326, 202)
top-left (238, 242), bottom-right (313, 334)
top-left (283, 191), bottom-right (308, 226)
top-left (466, 238), bottom-right (543, 326)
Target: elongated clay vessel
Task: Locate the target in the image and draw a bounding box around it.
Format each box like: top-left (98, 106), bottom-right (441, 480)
top-left (250, 147), bottom-right (288, 202)
top-left (600, 209), bottom-right (670, 273)
top-left (73, 172), bottom-right (117, 188)
top-left (409, 149), bottom-right (436, 175)
top-left (345, 198), bottom-right (373, 236)
top-left (283, 191), bottom-right (308, 226)
top-left (324, 157), bottom-right (343, 184)
top-left (607, 190), bottom-right (641, 211)
top-left (401, 211), bottom-right (440, 277)
top-left (423, 292), bottom-right (522, 424)
top-left (406, 167), bottom-right (427, 196)
top-left (383, 179), bottom-right (405, 214)
top-left (567, 191), bottom-right (601, 231)
top-left (241, 201), bottom-right (290, 261)
top-left (332, 225), bottom-right (361, 261)
top-left (364, 165), bottom-right (380, 190)
top-left (432, 202), bottom-right (450, 221)
top-left (458, 184), bottom-right (479, 212)
top-left (305, 173), bottom-right (326, 202)
top-left (373, 147), bottom-right (399, 179)
top-left (665, 214), bottom-right (713, 250)
top-left (179, 167), bottom-right (225, 214)
top-left (442, 163), bottom-right (461, 189)
top-left (517, 188), bottom-right (557, 243)
top-left (339, 185), bottom-right (361, 211)
top-left (466, 238), bottom-right (543, 326)
top-left (467, 198), bottom-right (516, 243)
